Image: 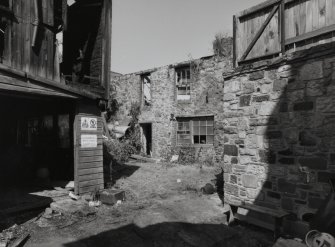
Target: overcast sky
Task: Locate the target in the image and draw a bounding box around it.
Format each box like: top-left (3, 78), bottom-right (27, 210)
top-left (111, 0), bottom-right (264, 74)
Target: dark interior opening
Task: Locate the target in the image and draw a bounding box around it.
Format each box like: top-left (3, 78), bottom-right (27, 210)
top-left (140, 123), bottom-right (152, 156)
top-left (62, 0), bottom-right (103, 85)
top-left (0, 94), bottom-right (75, 186)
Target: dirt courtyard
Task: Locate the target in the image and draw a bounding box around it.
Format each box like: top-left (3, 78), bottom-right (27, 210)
top-left (6, 161), bottom-right (273, 247)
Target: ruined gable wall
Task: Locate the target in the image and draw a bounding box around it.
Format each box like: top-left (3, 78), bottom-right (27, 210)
top-left (139, 56), bottom-right (232, 160)
top-left (110, 74), bottom-right (141, 123)
top-left (110, 55), bottom-right (233, 161)
top-left (221, 43), bottom-right (335, 218)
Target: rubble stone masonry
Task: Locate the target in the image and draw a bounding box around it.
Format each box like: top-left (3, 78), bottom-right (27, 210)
top-left (221, 43), bottom-right (335, 218)
top-left (111, 55), bottom-right (232, 162)
top-left (111, 41), bottom-right (335, 216)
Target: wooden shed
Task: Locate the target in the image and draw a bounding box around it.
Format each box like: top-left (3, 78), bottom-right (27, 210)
top-left (0, 0), bottom-right (111, 195)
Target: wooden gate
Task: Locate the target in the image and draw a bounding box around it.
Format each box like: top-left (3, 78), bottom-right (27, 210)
top-left (234, 0), bottom-right (335, 66)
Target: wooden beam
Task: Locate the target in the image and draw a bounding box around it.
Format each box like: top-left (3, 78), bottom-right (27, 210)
top-left (237, 0), bottom-right (281, 19)
top-left (0, 63), bottom-right (103, 99)
top-left (284, 0), bottom-right (300, 4)
top-left (239, 4), bottom-right (280, 62)
top-left (0, 82), bottom-right (78, 98)
top-left (239, 51), bottom-right (280, 64)
top-left (285, 23), bottom-right (335, 45)
top-left (279, 0), bottom-right (285, 54)
top-left (233, 15), bottom-right (237, 68)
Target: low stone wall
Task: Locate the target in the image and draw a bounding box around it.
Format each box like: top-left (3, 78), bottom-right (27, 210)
top-left (221, 43), bottom-right (335, 218)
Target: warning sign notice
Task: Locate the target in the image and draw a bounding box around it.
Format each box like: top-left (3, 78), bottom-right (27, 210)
top-left (81, 134), bottom-right (97, 148)
top-left (81, 117), bottom-right (97, 131)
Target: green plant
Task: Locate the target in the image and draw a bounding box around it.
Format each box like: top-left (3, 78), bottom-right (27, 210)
top-left (125, 102), bottom-right (142, 152)
top-left (212, 32), bottom-right (232, 57)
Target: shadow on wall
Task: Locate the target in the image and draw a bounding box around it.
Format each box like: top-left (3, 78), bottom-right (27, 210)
top-left (223, 42), bottom-right (335, 237)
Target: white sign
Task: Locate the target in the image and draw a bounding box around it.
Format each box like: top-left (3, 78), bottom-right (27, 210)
top-left (81, 135), bottom-right (97, 148)
top-left (81, 117), bottom-right (97, 131)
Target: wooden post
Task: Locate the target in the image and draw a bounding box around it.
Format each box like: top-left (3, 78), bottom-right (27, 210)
top-left (101, 0), bottom-right (111, 100)
top-left (233, 15), bottom-right (237, 68)
top-left (279, 0), bottom-right (286, 54)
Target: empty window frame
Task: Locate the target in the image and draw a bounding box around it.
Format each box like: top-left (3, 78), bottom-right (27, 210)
top-left (176, 117), bottom-right (214, 145)
top-left (177, 121), bottom-right (191, 144)
top-left (141, 73), bottom-right (151, 107)
top-left (175, 66), bottom-right (191, 101)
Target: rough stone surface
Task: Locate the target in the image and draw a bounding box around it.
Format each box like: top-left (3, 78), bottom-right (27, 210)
top-left (221, 45), bottom-right (335, 217)
top-left (241, 174), bottom-right (258, 189)
top-left (111, 55), bottom-right (232, 160)
top-left (224, 145), bottom-right (238, 156)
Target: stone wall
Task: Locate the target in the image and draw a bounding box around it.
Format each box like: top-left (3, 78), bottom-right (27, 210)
top-left (221, 43), bottom-right (335, 219)
top-left (110, 55), bottom-right (232, 161)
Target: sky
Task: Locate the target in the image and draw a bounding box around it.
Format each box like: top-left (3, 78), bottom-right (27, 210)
top-left (111, 0), bottom-right (265, 74)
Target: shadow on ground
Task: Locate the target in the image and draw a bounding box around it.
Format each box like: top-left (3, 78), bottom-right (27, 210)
top-left (111, 163), bottom-right (140, 185)
top-left (63, 221), bottom-right (271, 247)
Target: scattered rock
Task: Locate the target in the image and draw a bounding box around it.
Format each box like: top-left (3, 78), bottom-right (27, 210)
top-left (88, 201), bottom-right (102, 207)
top-left (69, 192), bottom-right (79, 200)
top-left (201, 183), bottom-right (215, 194)
top-left (272, 237), bottom-right (307, 247)
top-left (50, 199), bottom-right (95, 217)
top-left (170, 155), bottom-right (179, 162)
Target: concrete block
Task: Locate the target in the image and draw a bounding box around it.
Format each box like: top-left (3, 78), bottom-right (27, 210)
top-left (100, 189), bottom-right (125, 205)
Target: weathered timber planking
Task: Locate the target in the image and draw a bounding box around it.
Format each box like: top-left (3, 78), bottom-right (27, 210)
top-left (79, 184), bottom-right (104, 194)
top-left (38, 0), bottom-right (47, 78)
top-left (299, 0), bottom-right (307, 36)
top-left (319, 0), bottom-right (327, 29)
top-left (240, 4), bottom-right (279, 61)
top-left (237, 0), bottom-right (281, 18)
top-left (235, 0), bottom-right (335, 64)
top-left (0, 73), bottom-right (78, 95)
top-left (78, 173), bottom-right (104, 182)
top-left (30, 0), bottom-right (38, 76)
top-left (79, 149), bottom-right (103, 157)
top-left (23, 0), bottom-right (31, 74)
top-left (78, 173), bottom-right (104, 183)
top-left (285, 23), bottom-right (335, 44)
top-left (326, 0), bottom-right (334, 25)
top-left (78, 167), bottom-right (103, 176)
top-left (293, 1), bottom-right (300, 36)
top-left (11, 0), bottom-right (20, 70)
top-left (79, 161), bottom-right (103, 170)
top-left (3, 0), bottom-right (12, 66)
top-left (0, 82), bottom-right (76, 98)
top-left (46, 0), bottom-right (54, 80)
top-left (306, 0), bottom-right (313, 33)
top-left (79, 178), bottom-right (104, 188)
top-left (331, 0), bottom-right (335, 25)
top-left (280, 1), bottom-right (285, 53)
top-left (312, 0), bottom-right (319, 30)
top-left (79, 155), bottom-right (103, 163)
top-left (233, 15), bottom-right (237, 67)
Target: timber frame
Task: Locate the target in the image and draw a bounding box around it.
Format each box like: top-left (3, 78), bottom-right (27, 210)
top-left (234, 0), bottom-right (335, 67)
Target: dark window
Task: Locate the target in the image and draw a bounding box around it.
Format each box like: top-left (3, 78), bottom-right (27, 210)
top-left (177, 117), bottom-right (214, 145)
top-left (141, 73), bottom-right (151, 107)
top-left (175, 66), bottom-right (191, 101)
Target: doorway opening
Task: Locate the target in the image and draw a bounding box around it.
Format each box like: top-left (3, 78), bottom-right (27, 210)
top-left (140, 123), bottom-right (152, 156)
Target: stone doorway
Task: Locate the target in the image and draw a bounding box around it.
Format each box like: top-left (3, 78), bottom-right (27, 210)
top-left (140, 123), bottom-right (152, 156)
